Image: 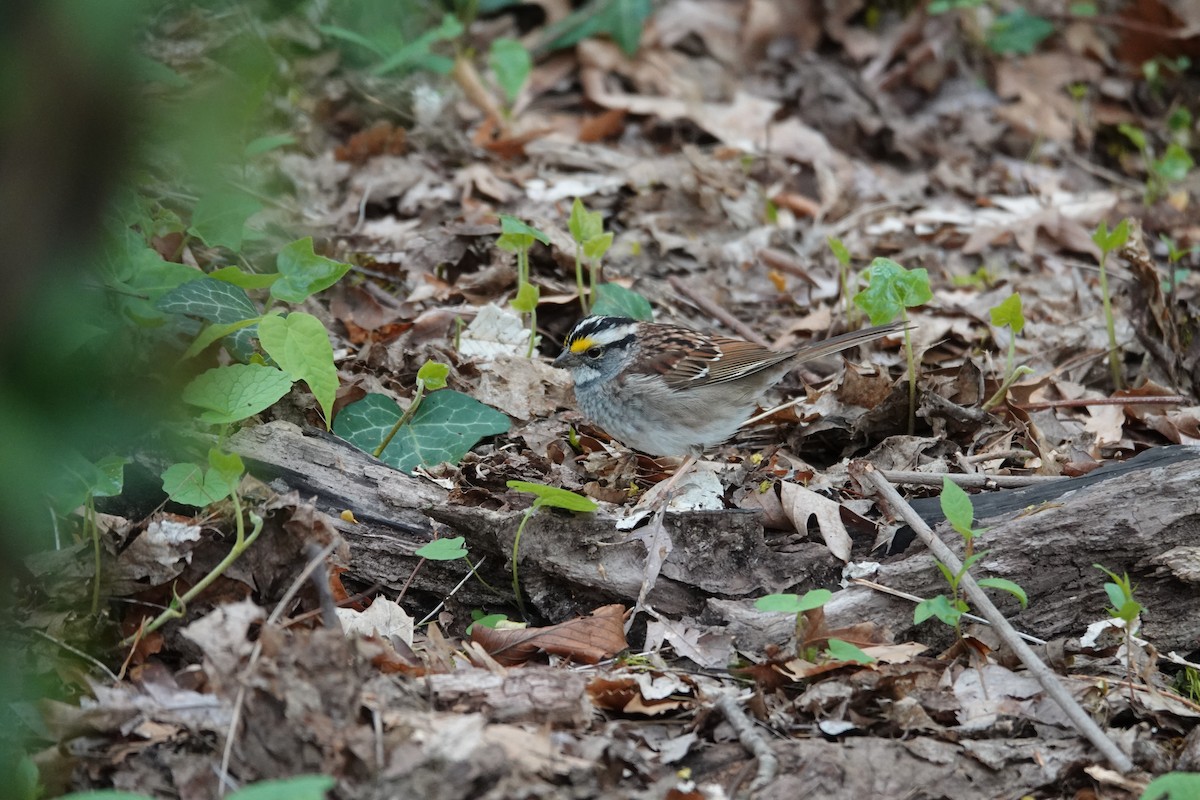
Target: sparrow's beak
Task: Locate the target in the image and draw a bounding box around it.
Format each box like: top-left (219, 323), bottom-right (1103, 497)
top-left (551, 350), bottom-right (571, 368)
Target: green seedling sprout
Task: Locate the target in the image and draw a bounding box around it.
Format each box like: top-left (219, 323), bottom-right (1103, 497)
top-left (827, 236), bottom-right (857, 323)
top-left (755, 589), bottom-right (875, 665)
top-left (487, 37), bottom-right (531, 110)
top-left (125, 461), bottom-right (263, 647)
top-left (983, 292), bottom-right (1035, 410)
top-left (1094, 563), bottom-right (1145, 702)
top-left (1118, 122), bottom-right (1195, 205)
top-left (506, 481), bottom-right (597, 619)
top-left (568, 198), bottom-right (614, 315)
top-left (374, 360), bottom-right (449, 457)
top-left (853, 257), bottom-right (931, 434)
top-left (1160, 234), bottom-right (1197, 295)
top-left (497, 215), bottom-right (551, 357)
top-left (915, 478), bottom-right (1027, 638)
top-left (1091, 219), bottom-right (1130, 391)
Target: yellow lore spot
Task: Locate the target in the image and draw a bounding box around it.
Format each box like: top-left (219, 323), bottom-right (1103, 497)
top-left (569, 337), bottom-right (594, 354)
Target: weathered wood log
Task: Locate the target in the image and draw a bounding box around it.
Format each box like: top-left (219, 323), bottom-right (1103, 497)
top-left (232, 422), bottom-right (1200, 654)
top-left (826, 445), bottom-right (1200, 653)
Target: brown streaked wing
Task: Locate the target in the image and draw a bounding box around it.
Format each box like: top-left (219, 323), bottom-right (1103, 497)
top-left (649, 337), bottom-right (794, 390)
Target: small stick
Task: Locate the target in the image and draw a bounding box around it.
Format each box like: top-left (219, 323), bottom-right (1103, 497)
top-left (28, 627), bottom-right (120, 683)
top-left (1017, 396), bottom-right (1187, 411)
top-left (714, 693), bottom-right (778, 792)
top-left (879, 470), bottom-right (1066, 489)
top-left (757, 248), bottom-right (820, 287)
top-left (855, 462), bottom-right (1134, 773)
top-left (966, 449), bottom-right (1033, 463)
top-left (667, 276), bottom-right (769, 346)
top-left (417, 556), bottom-right (488, 627)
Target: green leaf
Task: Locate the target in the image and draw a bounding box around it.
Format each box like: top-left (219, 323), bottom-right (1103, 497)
top-left (582, 232), bottom-right (614, 260)
top-left (1118, 123), bottom-right (1147, 151)
top-left (1092, 219), bottom-right (1131, 254)
top-left (1103, 581), bottom-right (1128, 611)
top-left (417, 361), bottom-right (450, 390)
top-left (1153, 143), bottom-right (1195, 182)
top-left (1140, 772), bottom-right (1200, 800)
top-left (415, 536), bottom-right (468, 561)
top-left (157, 276), bottom-right (259, 324)
top-left (852, 258), bottom-right (932, 325)
top-left (507, 480), bottom-right (598, 512)
top-left (538, 0), bottom-right (652, 56)
top-left (754, 589), bottom-right (832, 613)
top-left (228, 776), bottom-right (336, 800)
top-left (157, 276), bottom-right (261, 361)
top-left (960, 550), bottom-right (989, 573)
top-left (93, 455), bottom-right (128, 498)
top-left (209, 266), bottom-right (280, 290)
top-left (488, 37), bottom-right (531, 104)
top-left (334, 391), bottom-right (511, 473)
top-left (977, 577), bottom-right (1028, 608)
top-left (569, 198), bottom-right (605, 244)
top-left (162, 461), bottom-right (233, 506)
top-left (1069, 3), bottom-right (1097, 15)
top-left (188, 190), bottom-right (263, 251)
top-left (208, 449), bottom-right (245, 495)
top-left (989, 292), bottom-right (1025, 334)
top-left (257, 312), bottom-right (338, 428)
top-left (47, 452), bottom-right (127, 514)
top-left (371, 14), bottom-right (463, 76)
top-left (499, 214), bottom-right (551, 245)
top-left (320, 24), bottom-right (388, 57)
top-left (986, 9), bottom-right (1054, 55)
top-left (590, 283), bottom-right (653, 320)
top-left (244, 134), bottom-right (297, 156)
top-left (182, 363), bottom-right (294, 425)
top-left (182, 316), bottom-right (264, 361)
top-left (939, 477), bottom-right (976, 538)
top-left (827, 236), bottom-right (851, 266)
top-left (271, 237), bottom-right (352, 303)
top-left (466, 612), bottom-right (508, 635)
top-left (825, 638), bottom-right (876, 664)
top-left (914, 595), bottom-right (962, 626)
top-left (510, 282), bottom-right (540, 313)
top-left (103, 229), bottom-right (203, 322)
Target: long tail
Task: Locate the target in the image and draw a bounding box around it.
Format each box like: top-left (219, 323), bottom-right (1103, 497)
top-left (792, 320), bottom-right (908, 364)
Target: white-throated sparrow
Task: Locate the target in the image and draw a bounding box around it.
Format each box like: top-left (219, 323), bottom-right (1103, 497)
top-left (552, 316), bottom-right (904, 456)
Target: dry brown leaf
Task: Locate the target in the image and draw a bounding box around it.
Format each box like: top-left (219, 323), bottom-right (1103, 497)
top-left (779, 480), bottom-right (853, 562)
top-left (587, 671), bottom-right (697, 715)
top-left (470, 604), bottom-right (628, 665)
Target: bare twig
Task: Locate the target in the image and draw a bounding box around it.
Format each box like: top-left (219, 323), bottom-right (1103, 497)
top-left (856, 462), bottom-right (1133, 773)
top-left (417, 556), bottom-right (488, 627)
top-left (667, 276), bottom-right (769, 346)
top-left (757, 248), bottom-right (820, 287)
top-left (715, 692), bottom-right (778, 793)
top-left (878, 470), bottom-right (1066, 489)
top-left (1016, 395), bottom-right (1188, 411)
top-left (966, 449), bottom-right (1033, 463)
top-left (28, 627), bottom-right (120, 683)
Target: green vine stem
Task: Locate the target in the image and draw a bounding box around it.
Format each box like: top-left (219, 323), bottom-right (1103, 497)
top-left (1097, 251), bottom-right (1123, 390)
top-left (510, 507), bottom-right (534, 620)
top-left (121, 493), bottom-right (263, 647)
top-left (374, 379), bottom-right (426, 458)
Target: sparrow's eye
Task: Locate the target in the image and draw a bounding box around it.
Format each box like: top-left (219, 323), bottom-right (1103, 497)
top-left (586, 346), bottom-right (603, 358)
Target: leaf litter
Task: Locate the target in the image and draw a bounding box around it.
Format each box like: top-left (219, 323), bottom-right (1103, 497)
top-left (21, 1), bottom-right (1200, 798)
